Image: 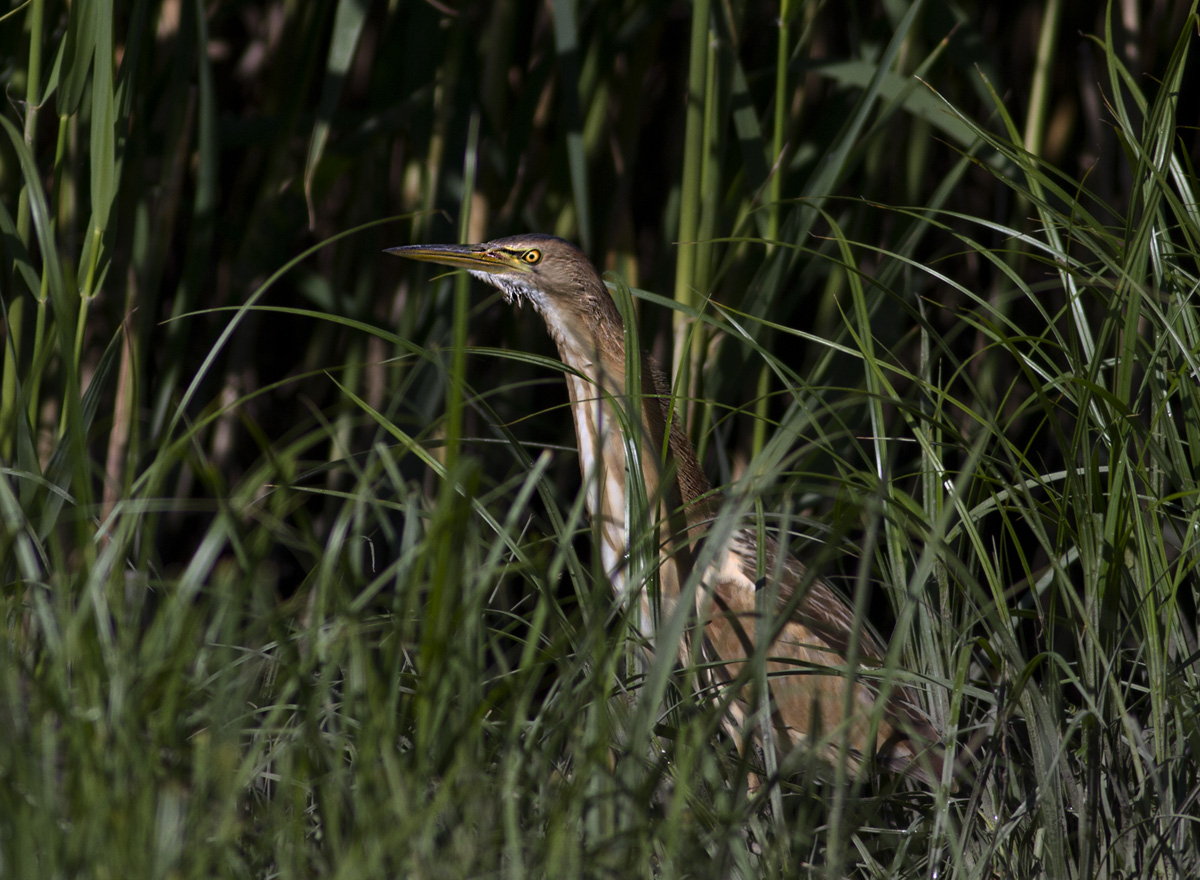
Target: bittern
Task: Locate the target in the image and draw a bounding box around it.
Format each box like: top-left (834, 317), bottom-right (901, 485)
top-left (388, 234), bottom-right (944, 784)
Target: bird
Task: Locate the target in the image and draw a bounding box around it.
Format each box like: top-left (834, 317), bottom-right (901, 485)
top-left (387, 233), bottom-right (945, 786)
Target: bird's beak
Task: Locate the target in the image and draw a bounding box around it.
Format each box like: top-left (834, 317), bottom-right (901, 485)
top-left (385, 243), bottom-right (530, 274)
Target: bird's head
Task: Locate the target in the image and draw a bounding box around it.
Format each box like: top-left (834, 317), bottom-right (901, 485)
top-left (388, 233), bottom-right (626, 355)
top-left (387, 234), bottom-right (605, 313)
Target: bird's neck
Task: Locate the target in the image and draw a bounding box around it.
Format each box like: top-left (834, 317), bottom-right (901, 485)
top-left (538, 297), bottom-right (713, 539)
top-left (530, 282), bottom-right (713, 636)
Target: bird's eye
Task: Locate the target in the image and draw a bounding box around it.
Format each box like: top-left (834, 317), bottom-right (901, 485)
top-left (523, 249), bottom-right (542, 264)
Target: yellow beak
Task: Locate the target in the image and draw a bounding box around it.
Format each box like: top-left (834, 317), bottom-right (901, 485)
top-left (385, 243), bottom-right (531, 275)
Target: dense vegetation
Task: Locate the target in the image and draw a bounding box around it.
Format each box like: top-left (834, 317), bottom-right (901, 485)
top-left (2, 0), bottom-right (1199, 876)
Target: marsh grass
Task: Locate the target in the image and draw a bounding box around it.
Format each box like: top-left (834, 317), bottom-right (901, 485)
top-left (2, 1), bottom-right (1199, 877)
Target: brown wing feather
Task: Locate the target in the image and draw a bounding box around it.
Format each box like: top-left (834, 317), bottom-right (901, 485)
top-left (698, 528), bottom-right (944, 782)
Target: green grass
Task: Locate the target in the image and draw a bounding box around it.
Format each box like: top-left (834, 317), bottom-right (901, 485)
top-left (2, 1), bottom-right (1199, 877)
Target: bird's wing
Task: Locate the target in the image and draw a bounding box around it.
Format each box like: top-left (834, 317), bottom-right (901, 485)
top-left (698, 527), bottom-right (944, 780)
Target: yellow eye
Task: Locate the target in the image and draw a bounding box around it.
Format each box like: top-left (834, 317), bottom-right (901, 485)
top-left (523, 249), bottom-right (542, 264)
